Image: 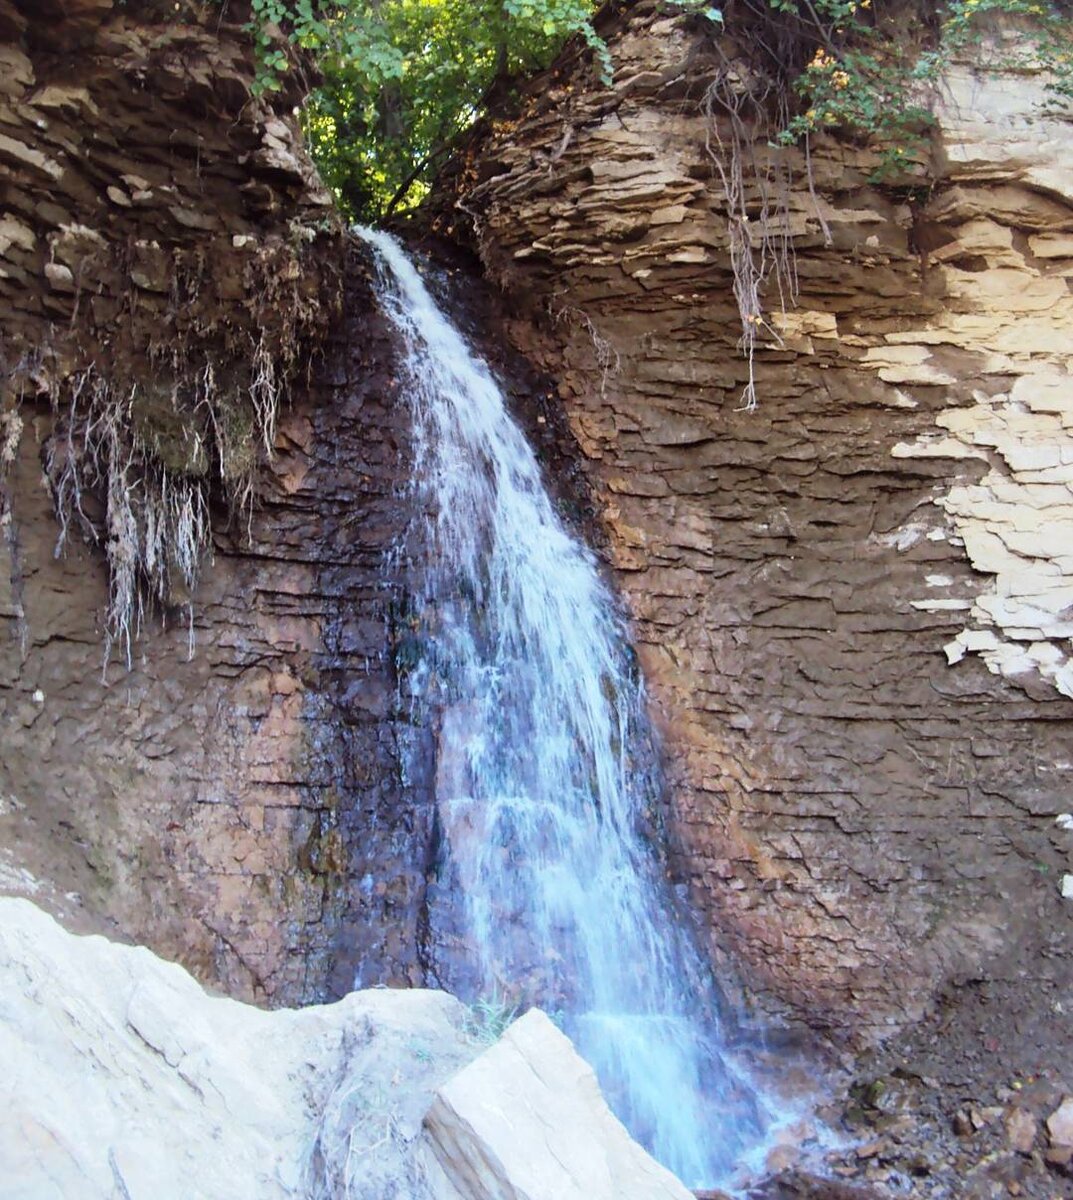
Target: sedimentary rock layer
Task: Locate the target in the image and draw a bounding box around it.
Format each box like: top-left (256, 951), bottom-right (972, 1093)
top-left (435, 3), bottom-right (1073, 1039)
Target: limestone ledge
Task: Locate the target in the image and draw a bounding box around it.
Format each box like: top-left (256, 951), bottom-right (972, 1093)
top-left (889, 64), bottom-right (1073, 702)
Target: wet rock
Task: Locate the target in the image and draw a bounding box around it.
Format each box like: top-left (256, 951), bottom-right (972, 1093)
top-left (435, 0), bottom-right (1073, 1062)
top-left (765, 1144), bottom-right (801, 1175)
top-left (747, 1169), bottom-right (885, 1199)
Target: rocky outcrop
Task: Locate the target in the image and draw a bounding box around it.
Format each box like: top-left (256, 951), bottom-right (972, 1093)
top-left (0, 0), bottom-right (340, 663)
top-left (0, 897), bottom-right (694, 1200)
top-left (435, 2), bottom-right (1073, 1047)
top-left (0, 0), bottom-right (405, 1006)
top-left (0, 0), bottom-right (336, 399)
top-left (0, 244), bottom-right (424, 1005)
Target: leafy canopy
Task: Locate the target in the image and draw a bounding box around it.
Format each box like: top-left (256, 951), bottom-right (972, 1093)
top-left (248, 0), bottom-right (603, 220)
top-left (248, 0), bottom-right (1073, 222)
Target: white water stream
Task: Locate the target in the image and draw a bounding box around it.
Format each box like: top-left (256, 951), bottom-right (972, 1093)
top-left (358, 227), bottom-right (777, 1188)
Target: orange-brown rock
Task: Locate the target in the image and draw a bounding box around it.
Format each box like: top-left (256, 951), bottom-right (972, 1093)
top-left (435, 2), bottom-right (1073, 1042)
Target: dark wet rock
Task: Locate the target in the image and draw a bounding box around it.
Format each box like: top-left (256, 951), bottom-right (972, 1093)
top-left (747, 1169), bottom-right (884, 1200)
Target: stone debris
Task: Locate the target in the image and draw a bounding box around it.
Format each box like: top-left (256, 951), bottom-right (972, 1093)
top-left (423, 1009), bottom-right (694, 1200)
top-left (1048, 1097), bottom-right (1073, 1147)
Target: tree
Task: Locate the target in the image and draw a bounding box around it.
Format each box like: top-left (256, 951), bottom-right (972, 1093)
top-left (248, 0), bottom-right (604, 219)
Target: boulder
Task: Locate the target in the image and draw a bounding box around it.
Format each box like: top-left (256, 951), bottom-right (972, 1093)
top-left (423, 1009), bottom-right (694, 1200)
top-left (1, 898), bottom-right (699, 1200)
top-left (0, 896), bottom-right (475, 1199)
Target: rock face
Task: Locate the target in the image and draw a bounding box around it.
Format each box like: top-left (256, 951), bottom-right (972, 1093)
top-left (1, 896), bottom-right (694, 1200)
top-left (2, 0), bottom-right (1072, 1104)
top-left (0, 0), bottom-right (414, 1006)
top-left (0, 244), bottom-right (425, 1005)
top-left (436, 2), bottom-right (1073, 1042)
top-left (424, 1010), bottom-right (694, 1200)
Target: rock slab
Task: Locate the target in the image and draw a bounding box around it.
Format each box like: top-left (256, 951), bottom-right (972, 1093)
top-left (1, 898), bottom-right (697, 1200)
top-left (423, 1009), bottom-right (694, 1200)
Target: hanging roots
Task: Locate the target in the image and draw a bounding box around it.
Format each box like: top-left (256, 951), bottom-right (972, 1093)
top-left (703, 68), bottom-right (796, 411)
top-left (44, 352), bottom-right (280, 671)
top-left (699, 8), bottom-right (835, 410)
top-left (549, 300), bottom-right (620, 397)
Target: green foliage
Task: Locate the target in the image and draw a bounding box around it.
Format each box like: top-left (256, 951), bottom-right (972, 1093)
top-left (244, 0), bottom-right (1072, 225)
top-left (768, 0), bottom-right (1073, 172)
top-left (462, 991), bottom-right (519, 1045)
top-left (247, 0), bottom-right (602, 220)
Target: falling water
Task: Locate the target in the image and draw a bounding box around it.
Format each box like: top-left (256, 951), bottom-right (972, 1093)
top-left (358, 227), bottom-right (775, 1188)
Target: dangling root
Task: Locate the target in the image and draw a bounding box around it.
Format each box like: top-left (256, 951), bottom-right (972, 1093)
top-left (44, 358), bottom-right (269, 671)
top-left (701, 28), bottom-right (834, 410)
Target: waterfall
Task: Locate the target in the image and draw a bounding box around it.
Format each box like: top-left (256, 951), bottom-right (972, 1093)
top-left (357, 227), bottom-right (776, 1189)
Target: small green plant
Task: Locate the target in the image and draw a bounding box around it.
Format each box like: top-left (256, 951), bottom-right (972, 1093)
top-left (462, 990), bottom-right (519, 1045)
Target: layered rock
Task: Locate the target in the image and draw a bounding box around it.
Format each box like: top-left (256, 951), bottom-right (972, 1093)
top-left (435, 2), bottom-right (1073, 1043)
top-left (0, 0), bottom-right (410, 1004)
top-left (0, 0), bottom-right (341, 666)
top-left (0, 244), bottom-right (426, 1004)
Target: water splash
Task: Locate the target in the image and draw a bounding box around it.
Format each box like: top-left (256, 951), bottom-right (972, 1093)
top-left (357, 227), bottom-right (775, 1187)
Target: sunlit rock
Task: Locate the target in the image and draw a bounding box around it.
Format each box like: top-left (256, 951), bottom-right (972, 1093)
top-left (424, 1010), bottom-right (694, 1200)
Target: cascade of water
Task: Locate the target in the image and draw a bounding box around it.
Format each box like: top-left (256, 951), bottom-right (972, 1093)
top-left (357, 226), bottom-right (776, 1188)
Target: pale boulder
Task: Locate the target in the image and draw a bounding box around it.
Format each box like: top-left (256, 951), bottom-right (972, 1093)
top-left (0, 896), bottom-right (475, 1200)
top-left (1, 898), bottom-right (699, 1200)
top-left (423, 1009), bottom-right (695, 1200)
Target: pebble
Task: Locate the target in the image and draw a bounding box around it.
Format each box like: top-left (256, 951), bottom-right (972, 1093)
top-left (1046, 1096), bottom-right (1073, 1146)
top-left (1004, 1106), bottom-right (1037, 1155)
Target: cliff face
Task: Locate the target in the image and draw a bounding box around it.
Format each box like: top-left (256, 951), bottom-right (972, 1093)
top-left (2, 0), bottom-right (1071, 1067)
top-left (0, 0), bottom-right (408, 1004)
top-left (436, 2), bottom-right (1073, 1044)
